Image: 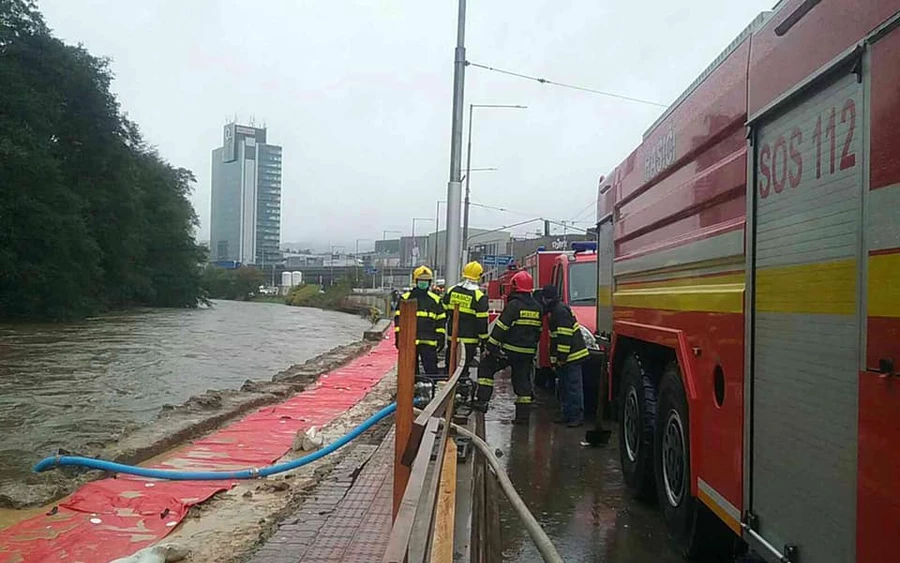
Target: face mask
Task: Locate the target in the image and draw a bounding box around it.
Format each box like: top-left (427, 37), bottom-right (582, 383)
top-left (416, 281), bottom-right (430, 291)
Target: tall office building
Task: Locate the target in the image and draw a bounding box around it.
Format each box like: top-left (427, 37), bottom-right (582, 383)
top-left (210, 123), bottom-right (282, 265)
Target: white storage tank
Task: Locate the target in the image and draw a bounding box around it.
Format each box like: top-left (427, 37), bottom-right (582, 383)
top-left (281, 271), bottom-right (293, 287)
top-left (291, 271), bottom-right (303, 286)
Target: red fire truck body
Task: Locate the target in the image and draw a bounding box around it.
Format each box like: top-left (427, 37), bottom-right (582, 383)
top-left (598, 2), bottom-right (900, 562)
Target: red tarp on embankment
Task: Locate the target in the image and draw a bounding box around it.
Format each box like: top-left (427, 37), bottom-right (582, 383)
top-left (0, 338), bottom-right (397, 563)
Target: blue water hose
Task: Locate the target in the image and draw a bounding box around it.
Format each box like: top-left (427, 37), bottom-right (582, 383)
top-left (33, 401), bottom-right (399, 480)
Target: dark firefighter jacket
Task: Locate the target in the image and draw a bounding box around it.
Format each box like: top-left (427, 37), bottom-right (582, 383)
top-left (441, 282), bottom-right (489, 344)
top-left (545, 299), bottom-right (590, 366)
top-left (487, 292), bottom-right (542, 356)
top-left (394, 288), bottom-right (446, 348)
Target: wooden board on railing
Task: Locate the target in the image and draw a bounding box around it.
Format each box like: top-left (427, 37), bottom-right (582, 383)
top-left (429, 438), bottom-right (458, 563)
top-left (401, 307), bottom-right (462, 467)
top-left (383, 417), bottom-right (440, 563)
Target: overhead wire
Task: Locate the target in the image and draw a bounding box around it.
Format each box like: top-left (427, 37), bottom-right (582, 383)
top-left (569, 199), bottom-right (597, 223)
top-left (466, 61), bottom-right (668, 108)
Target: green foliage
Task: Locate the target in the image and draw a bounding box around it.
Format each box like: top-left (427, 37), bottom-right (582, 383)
top-left (286, 280), bottom-right (353, 309)
top-left (284, 283), bottom-right (323, 306)
top-left (0, 1), bottom-right (206, 319)
top-left (201, 266), bottom-right (264, 301)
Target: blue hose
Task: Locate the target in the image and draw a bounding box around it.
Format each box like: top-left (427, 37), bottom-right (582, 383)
top-left (33, 402), bottom-right (398, 480)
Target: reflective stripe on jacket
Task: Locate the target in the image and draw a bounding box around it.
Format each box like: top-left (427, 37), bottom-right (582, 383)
top-left (488, 292), bottom-right (541, 356)
top-left (547, 300), bottom-right (589, 365)
top-left (394, 288), bottom-right (447, 347)
top-left (441, 282), bottom-right (489, 344)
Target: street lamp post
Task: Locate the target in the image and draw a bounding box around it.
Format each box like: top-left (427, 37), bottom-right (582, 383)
top-left (463, 104), bottom-right (527, 268)
top-left (444, 0), bottom-right (467, 288)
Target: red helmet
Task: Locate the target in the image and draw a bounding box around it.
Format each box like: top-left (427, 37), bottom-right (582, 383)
top-left (510, 270), bottom-right (534, 293)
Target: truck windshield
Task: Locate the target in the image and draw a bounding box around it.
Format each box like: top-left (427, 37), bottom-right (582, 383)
top-left (568, 262), bottom-right (597, 305)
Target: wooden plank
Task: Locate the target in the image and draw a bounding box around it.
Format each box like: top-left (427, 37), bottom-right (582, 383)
top-left (471, 412), bottom-right (487, 563)
top-left (383, 417), bottom-right (441, 563)
top-left (448, 305), bottom-right (460, 375)
top-left (401, 364), bottom-right (463, 466)
top-left (421, 358), bottom-right (459, 560)
top-left (394, 299), bottom-right (417, 520)
top-left (429, 439), bottom-right (458, 563)
top-left (485, 464), bottom-right (502, 561)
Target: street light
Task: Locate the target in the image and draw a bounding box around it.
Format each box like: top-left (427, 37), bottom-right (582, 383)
top-left (411, 217), bottom-right (434, 268)
top-left (463, 104), bottom-right (527, 267)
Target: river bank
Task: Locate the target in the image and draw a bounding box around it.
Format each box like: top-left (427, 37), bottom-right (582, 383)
top-left (0, 336), bottom-right (398, 563)
top-left (0, 301), bottom-right (372, 507)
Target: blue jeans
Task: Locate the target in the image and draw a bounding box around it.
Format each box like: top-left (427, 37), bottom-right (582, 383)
top-left (558, 362), bottom-right (584, 423)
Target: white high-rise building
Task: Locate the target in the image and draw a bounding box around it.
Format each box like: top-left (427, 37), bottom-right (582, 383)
top-left (210, 123), bottom-right (282, 265)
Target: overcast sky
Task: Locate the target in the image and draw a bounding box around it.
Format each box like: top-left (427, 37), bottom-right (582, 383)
top-left (38, 0), bottom-right (773, 251)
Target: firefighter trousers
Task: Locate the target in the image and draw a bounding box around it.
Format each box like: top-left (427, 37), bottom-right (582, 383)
top-left (416, 344), bottom-right (439, 376)
top-left (475, 352), bottom-right (534, 419)
top-left (462, 343), bottom-right (479, 375)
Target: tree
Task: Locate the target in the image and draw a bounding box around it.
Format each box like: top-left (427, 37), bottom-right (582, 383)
top-left (0, 1), bottom-right (206, 319)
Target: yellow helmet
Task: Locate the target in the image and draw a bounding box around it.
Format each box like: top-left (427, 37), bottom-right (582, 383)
top-left (413, 265), bottom-right (433, 281)
top-left (462, 261), bottom-right (483, 281)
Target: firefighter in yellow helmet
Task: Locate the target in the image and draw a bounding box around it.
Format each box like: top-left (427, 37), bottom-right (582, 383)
top-left (442, 261), bottom-right (489, 375)
top-left (394, 265), bottom-right (446, 375)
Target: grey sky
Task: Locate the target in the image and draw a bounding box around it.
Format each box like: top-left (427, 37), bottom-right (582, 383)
top-left (39, 0), bottom-right (773, 251)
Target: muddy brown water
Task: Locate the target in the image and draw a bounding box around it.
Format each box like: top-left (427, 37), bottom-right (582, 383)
top-left (486, 376), bottom-right (684, 563)
top-left (0, 300), bottom-right (370, 489)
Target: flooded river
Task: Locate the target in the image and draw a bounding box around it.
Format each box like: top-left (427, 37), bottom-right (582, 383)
top-left (0, 300), bottom-right (370, 488)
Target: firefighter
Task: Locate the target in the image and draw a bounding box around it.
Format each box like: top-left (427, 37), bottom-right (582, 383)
top-left (394, 266), bottom-right (445, 375)
top-left (442, 261), bottom-right (489, 374)
top-left (474, 270), bottom-right (542, 424)
top-left (540, 284), bottom-right (590, 427)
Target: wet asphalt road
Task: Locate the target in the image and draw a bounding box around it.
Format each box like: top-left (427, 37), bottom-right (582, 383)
top-left (485, 374), bottom-right (684, 563)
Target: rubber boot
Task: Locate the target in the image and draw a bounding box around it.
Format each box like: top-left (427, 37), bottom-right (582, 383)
top-left (512, 403), bottom-right (530, 425)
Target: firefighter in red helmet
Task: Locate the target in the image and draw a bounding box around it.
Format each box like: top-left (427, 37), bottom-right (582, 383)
top-left (474, 270), bottom-right (542, 424)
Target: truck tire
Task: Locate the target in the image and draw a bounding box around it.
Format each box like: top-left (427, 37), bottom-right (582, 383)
top-left (618, 353), bottom-right (657, 499)
top-left (654, 362), bottom-right (734, 559)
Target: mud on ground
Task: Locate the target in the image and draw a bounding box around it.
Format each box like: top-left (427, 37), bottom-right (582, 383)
top-left (0, 340), bottom-right (376, 510)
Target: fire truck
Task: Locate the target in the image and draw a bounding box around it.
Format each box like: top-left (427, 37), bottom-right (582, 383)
top-left (598, 2), bottom-right (900, 562)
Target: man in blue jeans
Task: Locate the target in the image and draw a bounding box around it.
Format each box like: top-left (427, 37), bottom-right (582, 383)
top-left (540, 285), bottom-right (590, 427)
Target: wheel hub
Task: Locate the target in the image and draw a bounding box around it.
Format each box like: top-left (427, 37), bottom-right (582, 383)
top-left (623, 387), bottom-right (640, 462)
top-left (662, 409), bottom-right (686, 507)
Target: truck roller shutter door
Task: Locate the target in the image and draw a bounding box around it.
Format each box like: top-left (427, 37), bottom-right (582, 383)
top-left (749, 65), bottom-right (863, 563)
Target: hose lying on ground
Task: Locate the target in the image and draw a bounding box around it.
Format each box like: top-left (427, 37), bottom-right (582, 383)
top-left (33, 402), bottom-right (399, 480)
top-left (414, 408), bottom-right (564, 563)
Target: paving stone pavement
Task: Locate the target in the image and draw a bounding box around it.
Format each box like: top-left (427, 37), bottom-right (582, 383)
top-left (250, 429), bottom-right (395, 563)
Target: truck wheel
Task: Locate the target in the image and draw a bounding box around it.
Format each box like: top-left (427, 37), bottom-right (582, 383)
top-left (654, 362), bottom-right (734, 559)
top-left (618, 353), bottom-right (657, 499)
